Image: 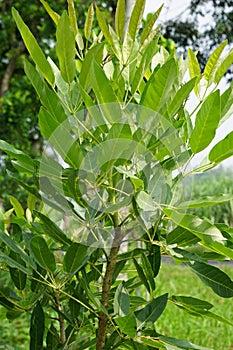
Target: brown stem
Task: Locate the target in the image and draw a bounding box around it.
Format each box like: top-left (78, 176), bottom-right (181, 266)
top-left (96, 228), bottom-right (122, 350)
top-left (54, 292), bottom-right (66, 344)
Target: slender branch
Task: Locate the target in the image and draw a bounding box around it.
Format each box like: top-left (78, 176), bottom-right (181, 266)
top-left (54, 292), bottom-right (66, 345)
top-left (96, 227), bottom-right (122, 350)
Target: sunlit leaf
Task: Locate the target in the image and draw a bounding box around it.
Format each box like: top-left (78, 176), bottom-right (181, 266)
top-left (190, 90), bottom-right (220, 153)
top-left (204, 40), bottom-right (227, 83)
top-left (56, 11), bottom-right (76, 83)
top-left (40, 0), bottom-right (60, 25)
top-left (84, 4), bottom-right (94, 41)
top-left (140, 4), bottom-right (163, 44)
top-left (128, 0), bottom-right (145, 40)
top-left (209, 131), bottom-right (233, 164)
top-left (115, 0), bottom-right (125, 39)
top-left (12, 8), bottom-right (54, 86)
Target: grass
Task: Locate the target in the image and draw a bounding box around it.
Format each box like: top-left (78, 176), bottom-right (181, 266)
top-left (155, 262), bottom-right (233, 350)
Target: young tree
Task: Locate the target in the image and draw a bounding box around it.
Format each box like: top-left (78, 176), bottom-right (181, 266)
top-left (0, 0), bottom-right (233, 349)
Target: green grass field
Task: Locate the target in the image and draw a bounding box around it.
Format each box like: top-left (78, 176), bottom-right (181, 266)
top-left (155, 262), bottom-right (233, 350)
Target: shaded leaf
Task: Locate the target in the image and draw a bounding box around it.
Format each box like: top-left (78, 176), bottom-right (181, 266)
top-left (115, 313), bottom-right (137, 338)
top-left (30, 302), bottom-right (44, 350)
top-left (189, 260), bottom-right (233, 298)
top-left (159, 334), bottom-right (212, 350)
top-left (135, 293), bottom-right (168, 329)
top-left (0, 251), bottom-right (32, 275)
top-left (133, 258), bottom-right (150, 293)
top-left (34, 212), bottom-right (72, 246)
top-left (63, 243), bottom-right (88, 274)
top-left (30, 236), bottom-right (56, 273)
top-left (9, 251), bottom-right (27, 290)
top-left (114, 282), bottom-right (130, 317)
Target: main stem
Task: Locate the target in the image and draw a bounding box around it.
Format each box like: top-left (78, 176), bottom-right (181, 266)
top-left (96, 227), bottom-right (121, 350)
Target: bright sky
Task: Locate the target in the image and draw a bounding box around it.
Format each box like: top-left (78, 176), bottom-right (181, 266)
top-left (144, 0), bottom-right (233, 169)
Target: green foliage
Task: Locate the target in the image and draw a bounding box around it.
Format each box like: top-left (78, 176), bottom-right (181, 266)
top-left (0, 1), bottom-right (233, 349)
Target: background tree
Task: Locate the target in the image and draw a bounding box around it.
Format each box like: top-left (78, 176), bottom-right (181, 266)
top-left (163, 0), bottom-right (233, 78)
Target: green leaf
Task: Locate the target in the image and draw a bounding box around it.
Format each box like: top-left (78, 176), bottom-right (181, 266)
top-left (128, 0), bottom-right (145, 40)
top-left (163, 209), bottom-right (226, 245)
top-left (159, 334), bottom-right (212, 350)
top-left (79, 43), bottom-right (104, 90)
top-left (0, 139), bottom-right (35, 174)
top-left (96, 6), bottom-right (113, 46)
top-left (84, 4), bottom-right (94, 41)
top-left (140, 58), bottom-right (178, 114)
top-left (204, 241), bottom-right (233, 260)
top-left (220, 82), bottom-right (233, 124)
top-left (166, 77), bottom-right (197, 118)
top-left (135, 293), bottom-right (168, 329)
top-left (141, 253), bottom-right (156, 292)
top-left (170, 295), bottom-right (233, 326)
top-left (63, 243), bottom-right (88, 274)
top-left (187, 49), bottom-right (201, 95)
top-left (133, 258), bottom-right (150, 293)
top-left (114, 282), bottom-right (130, 317)
top-left (40, 0), bottom-right (60, 25)
top-left (34, 212), bottom-right (72, 246)
top-left (30, 301), bottom-right (45, 350)
top-left (137, 336), bottom-right (165, 349)
top-left (204, 40), bottom-right (227, 83)
top-left (170, 295), bottom-right (213, 311)
top-left (188, 261), bottom-right (233, 298)
top-left (115, 313), bottom-right (137, 338)
top-left (24, 60), bottom-right (67, 124)
top-left (140, 4), bottom-right (163, 44)
top-left (177, 194), bottom-right (233, 209)
top-left (0, 230), bottom-right (36, 270)
top-left (131, 40), bottom-right (158, 96)
top-left (9, 251), bottom-right (27, 291)
top-left (0, 251), bottom-right (31, 275)
top-left (12, 8), bottom-right (54, 86)
top-left (46, 324), bottom-right (59, 349)
top-left (30, 236), bottom-right (56, 273)
top-left (67, 0), bottom-right (79, 36)
top-left (209, 131), bottom-right (233, 164)
top-left (214, 49), bottom-right (233, 84)
top-left (166, 226), bottom-right (200, 247)
top-left (190, 90), bottom-right (220, 153)
top-left (136, 191), bottom-right (157, 211)
top-left (91, 61), bottom-right (118, 103)
top-left (56, 11), bottom-right (76, 83)
top-left (115, 0), bottom-right (126, 39)
top-left (8, 195), bottom-right (24, 217)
